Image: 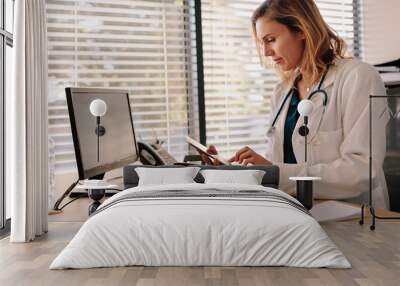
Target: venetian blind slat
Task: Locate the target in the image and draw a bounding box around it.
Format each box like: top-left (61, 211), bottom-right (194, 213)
top-left (46, 0), bottom-right (192, 173)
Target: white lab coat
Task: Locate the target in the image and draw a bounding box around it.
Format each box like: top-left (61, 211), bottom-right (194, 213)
top-left (266, 58), bottom-right (390, 209)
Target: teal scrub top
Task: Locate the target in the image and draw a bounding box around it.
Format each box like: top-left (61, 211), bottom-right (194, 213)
top-left (283, 86), bottom-right (300, 164)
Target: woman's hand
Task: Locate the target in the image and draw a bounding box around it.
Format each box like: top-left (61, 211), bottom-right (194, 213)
top-left (229, 146), bottom-right (272, 166)
top-left (198, 145), bottom-right (222, 165)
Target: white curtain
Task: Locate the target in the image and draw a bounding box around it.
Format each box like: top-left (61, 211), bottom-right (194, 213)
top-left (10, 0), bottom-right (48, 242)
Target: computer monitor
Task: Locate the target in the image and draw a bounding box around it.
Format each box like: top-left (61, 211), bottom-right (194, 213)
top-left (66, 87), bottom-right (138, 180)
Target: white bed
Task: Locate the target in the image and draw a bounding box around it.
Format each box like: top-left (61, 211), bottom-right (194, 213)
top-left (50, 183), bottom-right (350, 269)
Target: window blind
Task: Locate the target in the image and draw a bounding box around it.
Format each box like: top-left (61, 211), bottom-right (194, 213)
top-left (201, 0), bottom-right (359, 159)
top-left (46, 0), bottom-right (193, 174)
top-left (315, 0), bottom-right (359, 56)
top-left (360, 0), bottom-right (399, 64)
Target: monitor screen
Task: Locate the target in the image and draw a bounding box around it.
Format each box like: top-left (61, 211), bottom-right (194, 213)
top-left (66, 88), bottom-right (138, 180)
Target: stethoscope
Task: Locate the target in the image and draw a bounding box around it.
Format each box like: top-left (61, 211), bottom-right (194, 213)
top-left (266, 66), bottom-right (330, 142)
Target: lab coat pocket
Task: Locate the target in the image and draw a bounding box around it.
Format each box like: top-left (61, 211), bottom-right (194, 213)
top-left (310, 128), bottom-right (343, 163)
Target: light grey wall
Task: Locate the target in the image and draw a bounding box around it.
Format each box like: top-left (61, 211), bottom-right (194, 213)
top-left (361, 0), bottom-right (400, 64)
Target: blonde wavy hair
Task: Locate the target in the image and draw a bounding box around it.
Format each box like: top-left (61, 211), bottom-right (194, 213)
top-left (251, 0), bottom-right (347, 87)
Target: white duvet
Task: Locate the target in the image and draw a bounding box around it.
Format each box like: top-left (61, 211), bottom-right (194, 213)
top-left (50, 183), bottom-right (350, 269)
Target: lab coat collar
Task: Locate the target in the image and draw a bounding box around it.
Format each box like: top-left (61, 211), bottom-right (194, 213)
top-left (291, 62), bottom-right (337, 90)
top-left (321, 60), bottom-right (339, 89)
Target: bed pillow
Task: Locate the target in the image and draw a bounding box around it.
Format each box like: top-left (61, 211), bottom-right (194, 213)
top-left (200, 169), bottom-right (266, 185)
top-left (135, 167), bottom-right (201, 186)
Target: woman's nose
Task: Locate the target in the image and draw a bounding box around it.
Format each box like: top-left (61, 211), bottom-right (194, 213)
top-left (264, 45), bottom-right (274, 57)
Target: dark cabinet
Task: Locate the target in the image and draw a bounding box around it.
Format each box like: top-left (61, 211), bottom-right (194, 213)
top-left (382, 85), bottom-right (400, 212)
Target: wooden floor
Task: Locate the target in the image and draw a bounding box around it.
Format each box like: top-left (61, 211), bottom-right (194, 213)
top-left (1, 198), bottom-right (400, 286)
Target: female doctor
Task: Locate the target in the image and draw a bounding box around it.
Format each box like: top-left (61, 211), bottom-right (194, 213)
top-left (202, 0), bottom-right (390, 209)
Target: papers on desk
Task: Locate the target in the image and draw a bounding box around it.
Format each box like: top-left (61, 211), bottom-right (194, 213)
top-left (380, 72), bottom-right (400, 86)
top-left (310, 200), bottom-right (360, 222)
top-left (376, 66), bottom-right (400, 73)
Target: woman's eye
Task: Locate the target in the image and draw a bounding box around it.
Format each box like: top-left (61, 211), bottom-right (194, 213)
top-left (265, 38), bottom-right (275, 43)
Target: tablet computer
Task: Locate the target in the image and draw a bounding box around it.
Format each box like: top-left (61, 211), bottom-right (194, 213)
top-left (185, 136), bottom-right (231, 165)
